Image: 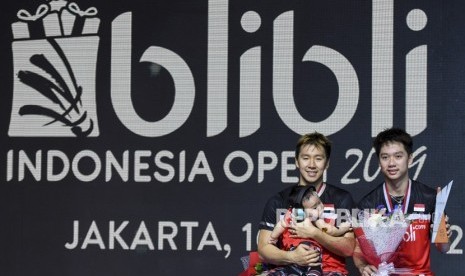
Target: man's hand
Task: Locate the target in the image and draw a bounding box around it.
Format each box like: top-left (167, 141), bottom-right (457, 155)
top-left (290, 217), bottom-right (355, 257)
top-left (358, 264), bottom-right (378, 276)
top-left (289, 217), bottom-right (319, 239)
top-left (258, 229), bottom-right (320, 266)
top-left (289, 243), bottom-right (321, 267)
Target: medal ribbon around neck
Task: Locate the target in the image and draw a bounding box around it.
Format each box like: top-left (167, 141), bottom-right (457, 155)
top-left (383, 180), bottom-right (411, 213)
top-left (317, 183), bottom-right (326, 197)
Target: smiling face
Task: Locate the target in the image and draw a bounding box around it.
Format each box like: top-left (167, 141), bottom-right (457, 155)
top-left (378, 141), bottom-right (412, 184)
top-left (295, 144), bottom-right (329, 187)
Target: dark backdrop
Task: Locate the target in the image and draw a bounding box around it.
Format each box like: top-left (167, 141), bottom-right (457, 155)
top-left (0, 0), bottom-right (464, 275)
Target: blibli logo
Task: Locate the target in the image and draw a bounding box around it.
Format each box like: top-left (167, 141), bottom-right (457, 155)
top-left (403, 223), bottom-right (427, 242)
top-left (8, 0), bottom-right (429, 138)
top-left (9, 0), bottom-right (100, 137)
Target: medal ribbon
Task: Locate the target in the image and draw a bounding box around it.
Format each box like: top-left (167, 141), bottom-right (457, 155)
top-left (383, 180), bottom-right (411, 213)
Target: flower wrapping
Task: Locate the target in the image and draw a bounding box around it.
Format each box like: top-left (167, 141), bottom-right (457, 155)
top-left (354, 206), bottom-right (413, 276)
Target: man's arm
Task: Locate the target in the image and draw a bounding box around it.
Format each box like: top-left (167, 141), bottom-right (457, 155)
top-left (314, 219), bottom-right (351, 237)
top-left (353, 239), bottom-right (377, 276)
top-left (291, 218), bottom-right (355, 257)
top-left (257, 229), bottom-right (320, 266)
top-left (268, 218), bottom-right (287, 245)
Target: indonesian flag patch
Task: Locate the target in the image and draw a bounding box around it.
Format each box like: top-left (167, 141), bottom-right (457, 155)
top-left (324, 204), bottom-right (335, 212)
top-left (414, 203), bottom-right (425, 212)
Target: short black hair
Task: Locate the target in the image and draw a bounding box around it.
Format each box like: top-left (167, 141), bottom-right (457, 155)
top-left (373, 127), bottom-right (413, 156)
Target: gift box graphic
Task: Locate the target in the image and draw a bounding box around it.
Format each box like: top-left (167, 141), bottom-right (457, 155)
top-left (9, 0), bottom-right (100, 137)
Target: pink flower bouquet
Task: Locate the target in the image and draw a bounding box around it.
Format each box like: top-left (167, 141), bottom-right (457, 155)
top-left (353, 206), bottom-right (413, 276)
